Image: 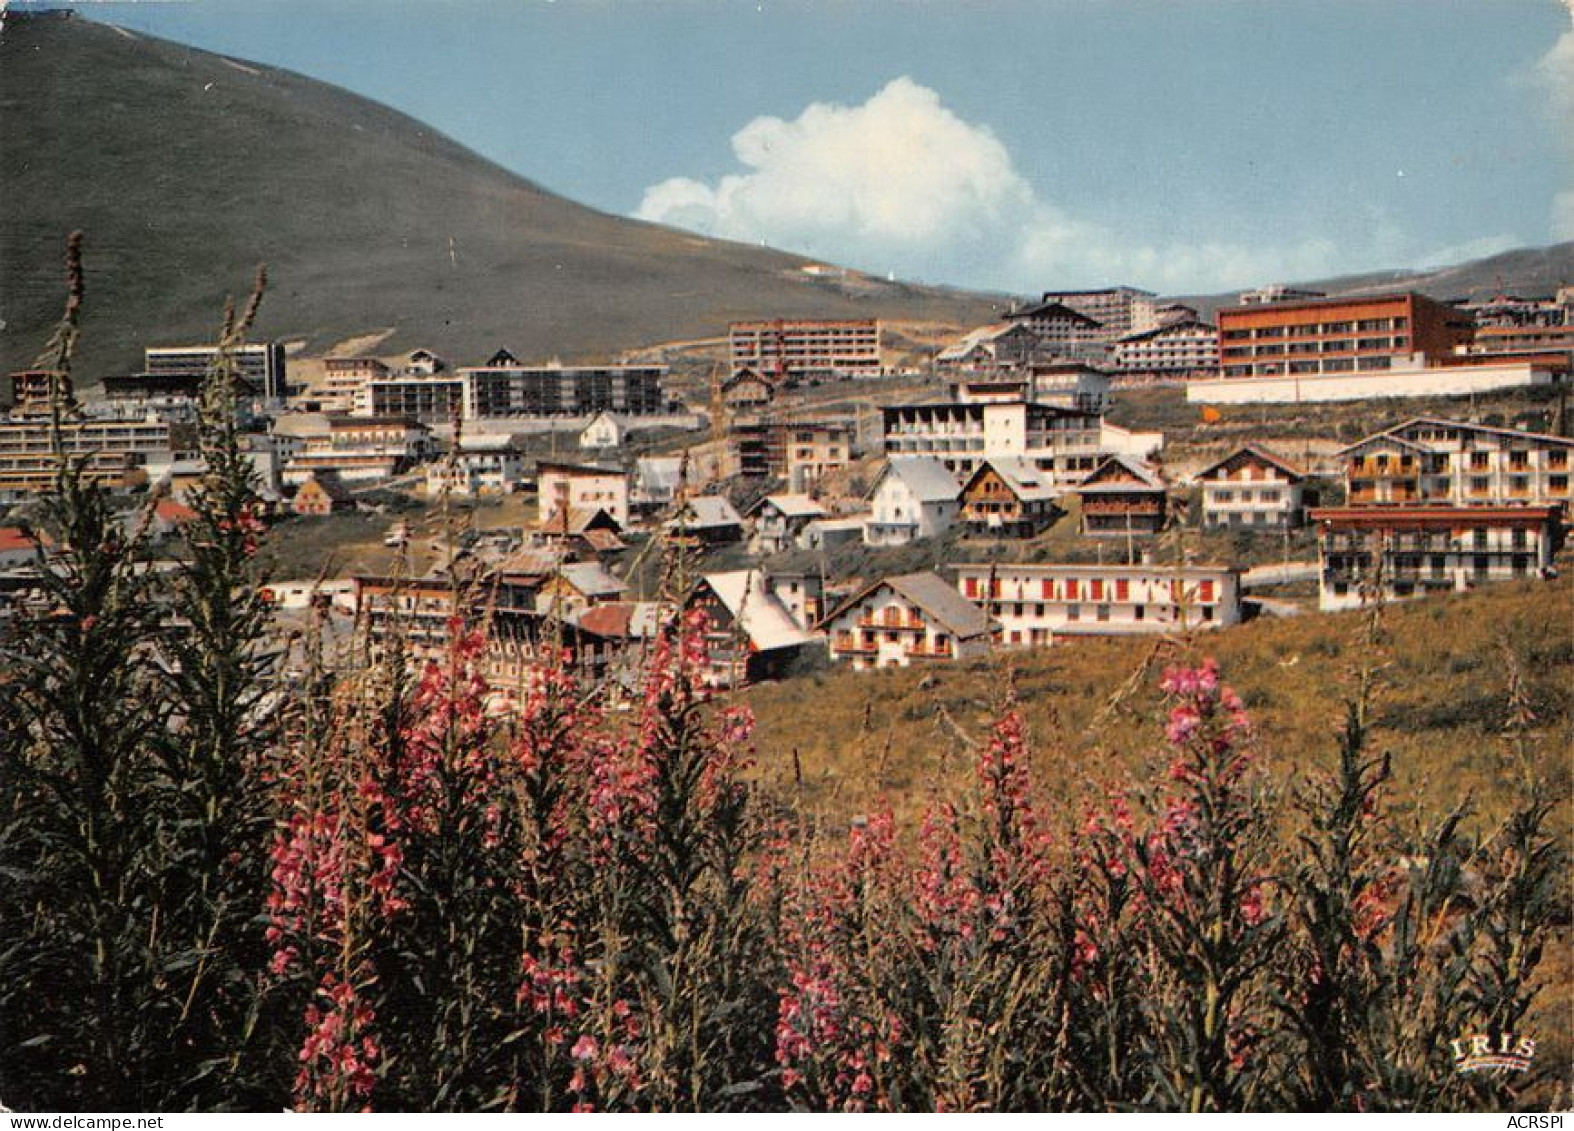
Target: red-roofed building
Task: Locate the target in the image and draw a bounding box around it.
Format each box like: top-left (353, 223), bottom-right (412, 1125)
top-left (0, 525), bottom-right (50, 569)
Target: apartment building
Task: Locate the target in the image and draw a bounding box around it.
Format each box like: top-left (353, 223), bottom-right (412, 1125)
top-left (352, 575), bottom-right (615, 705)
top-left (283, 415), bottom-right (431, 485)
top-left (728, 319), bottom-right (882, 382)
top-left (1001, 300), bottom-right (1106, 361)
top-left (953, 563), bottom-right (1242, 646)
top-left (1218, 292), bottom-right (1473, 380)
top-left (1195, 445), bottom-right (1308, 529)
top-left (1030, 286), bottom-right (1157, 341)
top-left (733, 417), bottom-right (854, 489)
top-left (1023, 365), bottom-right (1113, 413)
top-left (950, 369), bottom-right (1111, 415)
top-left (98, 370), bottom-right (263, 426)
top-left (820, 571), bottom-right (996, 670)
top-left (323, 357), bottom-right (390, 409)
top-left (934, 324), bottom-right (1047, 373)
top-left (1110, 320), bottom-right (1221, 383)
top-left (0, 415), bottom-right (173, 497)
top-left (1459, 289), bottom-right (1573, 330)
top-left (538, 460), bottom-right (629, 529)
top-left (424, 436), bottom-right (528, 497)
top-left (881, 398), bottom-right (1106, 481)
top-left (145, 342), bottom-right (288, 400)
top-left (1338, 418), bottom-right (1574, 509)
top-left (463, 363), bottom-right (668, 419)
top-left (355, 374), bottom-right (467, 423)
top-left (1309, 505), bottom-right (1562, 612)
top-left (8, 370), bottom-right (64, 416)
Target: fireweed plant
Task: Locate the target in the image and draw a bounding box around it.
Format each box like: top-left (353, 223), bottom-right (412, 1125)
top-left (1, 238), bottom-right (1567, 1111)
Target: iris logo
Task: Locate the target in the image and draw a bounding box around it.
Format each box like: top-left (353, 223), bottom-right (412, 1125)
top-left (1450, 1032), bottom-right (1536, 1074)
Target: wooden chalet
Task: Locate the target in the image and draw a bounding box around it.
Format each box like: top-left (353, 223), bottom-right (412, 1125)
top-left (1077, 455), bottom-right (1167, 537)
top-left (957, 458), bottom-right (1062, 537)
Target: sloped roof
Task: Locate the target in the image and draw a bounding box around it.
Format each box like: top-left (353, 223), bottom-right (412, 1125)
top-left (0, 526), bottom-right (45, 555)
top-left (576, 600), bottom-right (664, 640)
top-left (962, 458), bottom-right (1061, 503)
top-left (301, 472), bottom-right (356, 502)
top-left (580, 528), bottom-right (627, 554)
top-left (537, 459), bottom-right (623, 478)
top-left (753, 493), bottom-right (827, 520)
top-left (723, 367), bottom-right (777, 390)
top-left (1114, 319), bottom-right (1215, 344)
top-left (669, 495), bottom-right (744, 529)
top-left (1004, 300), bottom-right (1101, 326)
top-left (495, 546), bottom-right (565, 578)
top-left (935, 323), bottom-right (1026, 361)
top-left (153, 498), bottom-right (200, 526)
top-left (1331, 432), bottom-right (1434, 459)
top-left (556, 561), bottom-right (627, 598)
top-left (581, 410), bottom-right (629, 431)
top-left (1341, 416), bottom-right (1574, 456)
top-left (1078, 455), bottom-right (1166, 494)
top-left (819, 570), bottom-right (994, 641)
top-left (872, 455), bottom-right (960, 505)
top-left (700, 570), bottom-right (815, 652)
top-left (1194, 444), bottom-right (1306, 483)
top-left (540, 505), bottom-right (623, 536)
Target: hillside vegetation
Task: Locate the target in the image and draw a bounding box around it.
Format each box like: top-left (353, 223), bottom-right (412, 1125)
top-left (742, 573), bottom-right (1574, 833)
top-left (0, 12), bottom-right (999, 380)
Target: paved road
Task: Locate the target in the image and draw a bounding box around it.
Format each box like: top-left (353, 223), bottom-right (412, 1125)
top-left (1241, 561), bottom-right (1319, 589)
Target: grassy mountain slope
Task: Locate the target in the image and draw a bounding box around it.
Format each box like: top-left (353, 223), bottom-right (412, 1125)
top-left (743, 573), bottom-right (1573, 834)
top-left (0, 11), bottom-right (1001, 380)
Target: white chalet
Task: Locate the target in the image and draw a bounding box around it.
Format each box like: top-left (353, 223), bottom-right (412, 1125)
top-left (863, 456), bottom-right (960, 546)
top-left (748, 494), bottom-right (828, 555)
top-left (820, 571), bottom-right (997, 670)
top-left (579, 411), bottom-right (629, 451)
top-left (1195, 445), bottom-right (1308, 530)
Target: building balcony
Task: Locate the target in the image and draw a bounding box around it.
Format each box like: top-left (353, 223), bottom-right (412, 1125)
top-left (833, 639), bottom-right (879, 655)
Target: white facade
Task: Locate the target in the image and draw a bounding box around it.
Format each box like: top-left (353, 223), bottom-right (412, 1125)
top-left (1312, 507), bottom-right (1561, 612)
top-left (882, 400), bottom-right (1110, 482)
top-left (424, 444), bottom-right (527, 496)
top-left (864, 457), bottom-right (959, 546)
top-left (579, 412), bottom-right (627, 450)
top-left (1111, 321), bottom-right (1220, 381)
top-left (539, 463), bottom-right (629, 528)
top-left (1197, 448), bottom-right (1306, 530)
top-left (821, 574), bottom-right (995, 671)
top-left (750, 495), bottom-right (826, 555)
top-left (1187, 358), bottom-right (1560, 405)
top-left (1340, 419), bottom-right (1574, 509)
top-left (953, 563), bottom-right (1242, 646)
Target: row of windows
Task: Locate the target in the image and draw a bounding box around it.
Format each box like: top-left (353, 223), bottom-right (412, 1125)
top-left (962, 575), bottom-right (1220, 603)
top-left (1221, 317), bottom-right (1409, 341)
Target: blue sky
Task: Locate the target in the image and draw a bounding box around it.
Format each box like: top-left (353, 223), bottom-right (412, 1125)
top-left (37, 0), bottom-right (1574, 294)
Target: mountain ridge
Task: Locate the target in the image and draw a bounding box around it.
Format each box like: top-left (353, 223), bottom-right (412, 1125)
top-left (0, 11), bottom-right (1002, 380)
top-left (2, 10), bottom-right (1570, 382)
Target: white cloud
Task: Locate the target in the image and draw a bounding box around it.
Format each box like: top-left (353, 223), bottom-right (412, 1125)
top-left (1537, 2), bottom-right (1574, 239)
top-left (635, 77), bottom-right (1355, 293)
